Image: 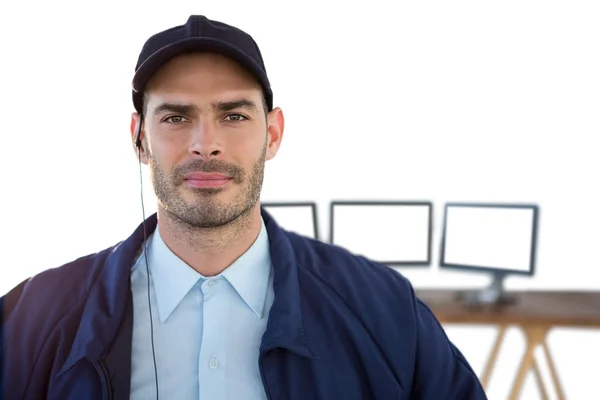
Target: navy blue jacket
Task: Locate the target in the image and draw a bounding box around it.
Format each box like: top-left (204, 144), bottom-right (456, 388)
top-left (1, 210), bottom-right (487, 399)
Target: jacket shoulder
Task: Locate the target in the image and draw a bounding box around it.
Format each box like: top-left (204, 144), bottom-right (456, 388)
top-left (289, 233), bottom-right (413, 285)
top-left (1, 243), bottom-right (122, 399)
top-left (3, 243), bottom-right (119, 322)
top-left (287, 232), bottom-right (417, 308)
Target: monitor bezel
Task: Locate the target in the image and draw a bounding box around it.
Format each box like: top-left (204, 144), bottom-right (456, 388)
top-left (329, 200), bottom-right (433, 266)
top-left (439, 202), bottom-right (540, 276)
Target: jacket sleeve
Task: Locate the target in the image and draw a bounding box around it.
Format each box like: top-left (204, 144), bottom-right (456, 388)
top-left (1, 278), bottom-right (31, 397)
top-left (410, 299), bottom-right (488, 400)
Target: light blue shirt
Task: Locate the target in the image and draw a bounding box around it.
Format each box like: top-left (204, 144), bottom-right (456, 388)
top-left (130, 218), bottom-right (274, 399)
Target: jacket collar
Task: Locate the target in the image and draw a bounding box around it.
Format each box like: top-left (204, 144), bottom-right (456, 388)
top-left (58, 207), bottom-right (315, 376)
top-left (259, 207), bottom-right (316, 358)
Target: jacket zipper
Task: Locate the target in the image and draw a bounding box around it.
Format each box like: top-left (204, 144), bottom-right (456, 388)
top-left (93, 360), bottom-right (114, 400)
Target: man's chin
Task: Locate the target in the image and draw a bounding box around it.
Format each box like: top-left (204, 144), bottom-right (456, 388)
top-left (179, 189), bottom-right (233, 209)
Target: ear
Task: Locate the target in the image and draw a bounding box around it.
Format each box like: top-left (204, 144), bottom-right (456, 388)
top-left (130, 113), bottom-right (149, 165)
top-left (265, 107), bottom-right (284, 161)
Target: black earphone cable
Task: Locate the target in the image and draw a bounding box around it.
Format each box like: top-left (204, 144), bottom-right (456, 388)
top-left (136, 118), bottom-right (160, 400)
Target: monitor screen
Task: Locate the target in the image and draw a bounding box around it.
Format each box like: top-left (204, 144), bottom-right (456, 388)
top-left (440, 203), bottom-right (539, 275)
top-left (262, 202), bottom-right (319, 239)
top-left (330, 202), bottom-right (432, 265)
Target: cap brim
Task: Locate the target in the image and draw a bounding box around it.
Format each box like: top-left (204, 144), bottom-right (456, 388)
top-left (132, 37), bottom-right (272, 112)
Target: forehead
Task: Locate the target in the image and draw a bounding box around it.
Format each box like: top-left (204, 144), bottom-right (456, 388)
top-left (145, 52), bottom-right (263, 107)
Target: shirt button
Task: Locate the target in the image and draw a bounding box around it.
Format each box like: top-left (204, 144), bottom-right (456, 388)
top-left (209, 357), bottom-right (219, 369)
top-left (208, 280), bottom-right (218, 287)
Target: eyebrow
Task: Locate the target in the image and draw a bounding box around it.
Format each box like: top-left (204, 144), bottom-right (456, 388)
top-left (152, 102), bottom-right (199, 117)
top-left (212, 99), bottom-right (258, 113)
top-left (151, 98), bottom-right (259, 117)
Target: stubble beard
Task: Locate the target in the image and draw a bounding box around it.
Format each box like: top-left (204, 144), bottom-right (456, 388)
top-left (147, 140), bottom-right (267, 230)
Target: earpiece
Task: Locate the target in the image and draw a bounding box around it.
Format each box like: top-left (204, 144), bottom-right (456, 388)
top-left (134, 114), bottom-right (144, 149)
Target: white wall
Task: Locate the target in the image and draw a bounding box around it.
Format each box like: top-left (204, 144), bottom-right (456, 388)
top-left (1, 1), bottom-right (599, 399)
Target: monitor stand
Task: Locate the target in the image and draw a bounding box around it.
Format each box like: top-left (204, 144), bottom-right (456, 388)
top-left (457, 272), bottom-right (517, 307)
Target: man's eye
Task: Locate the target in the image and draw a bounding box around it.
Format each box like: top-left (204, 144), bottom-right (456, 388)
top-left (165, 116), bottom-right (186, 124)
top-left (224, 114), bottom-right (247, 122)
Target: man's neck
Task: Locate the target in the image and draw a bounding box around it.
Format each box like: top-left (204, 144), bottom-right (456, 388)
top-left (155, 205), bottom-right (263, 277)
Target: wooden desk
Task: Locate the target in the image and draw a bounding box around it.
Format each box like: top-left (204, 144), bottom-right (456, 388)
top-left (416, 290), bottom-right (600, 400)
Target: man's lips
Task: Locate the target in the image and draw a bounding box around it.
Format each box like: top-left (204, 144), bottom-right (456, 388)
top-left (184, 172), bottom-right (231, 180)
top-left (183, 172), bottom-right (232, 188)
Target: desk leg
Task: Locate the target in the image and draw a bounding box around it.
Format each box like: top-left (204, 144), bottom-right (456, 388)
top-left (508, 326), bottom-right (548, 400)
top-left (481, 325), bottom-right (507, 389)
top-left (532, 361), bottom-right (549, 400)
top-left (542, 340), bottom-right (566, 400)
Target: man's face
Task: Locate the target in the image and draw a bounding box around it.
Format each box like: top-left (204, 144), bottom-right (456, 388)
top-left (131, 52), bottom-right (284, 228)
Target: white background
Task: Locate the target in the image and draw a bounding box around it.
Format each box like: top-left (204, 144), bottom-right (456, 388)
top-left (1, 1), bottom-right (599, 399)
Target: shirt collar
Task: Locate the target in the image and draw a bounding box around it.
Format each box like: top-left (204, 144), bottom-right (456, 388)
top-left (145, 228), bottom-right (203, 324)
top-left (146, 218), bottom-right (271, 323)
top-left (221, 217), bottom-right (271, 318)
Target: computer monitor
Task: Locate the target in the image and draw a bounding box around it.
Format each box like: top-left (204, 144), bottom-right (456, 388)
top-left (329, 201), bottom-right (433, 266)
top-left (262, 202), bottom-right (319, 240)
top-left (439, 203), bottom-right (540, 306)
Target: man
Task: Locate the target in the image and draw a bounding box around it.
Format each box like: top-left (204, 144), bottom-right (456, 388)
top-left (1, 15), bottom-right (487, 400)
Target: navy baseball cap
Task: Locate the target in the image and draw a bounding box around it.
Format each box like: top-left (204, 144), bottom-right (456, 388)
top-left (132, 15), bottom-right (273, 114)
